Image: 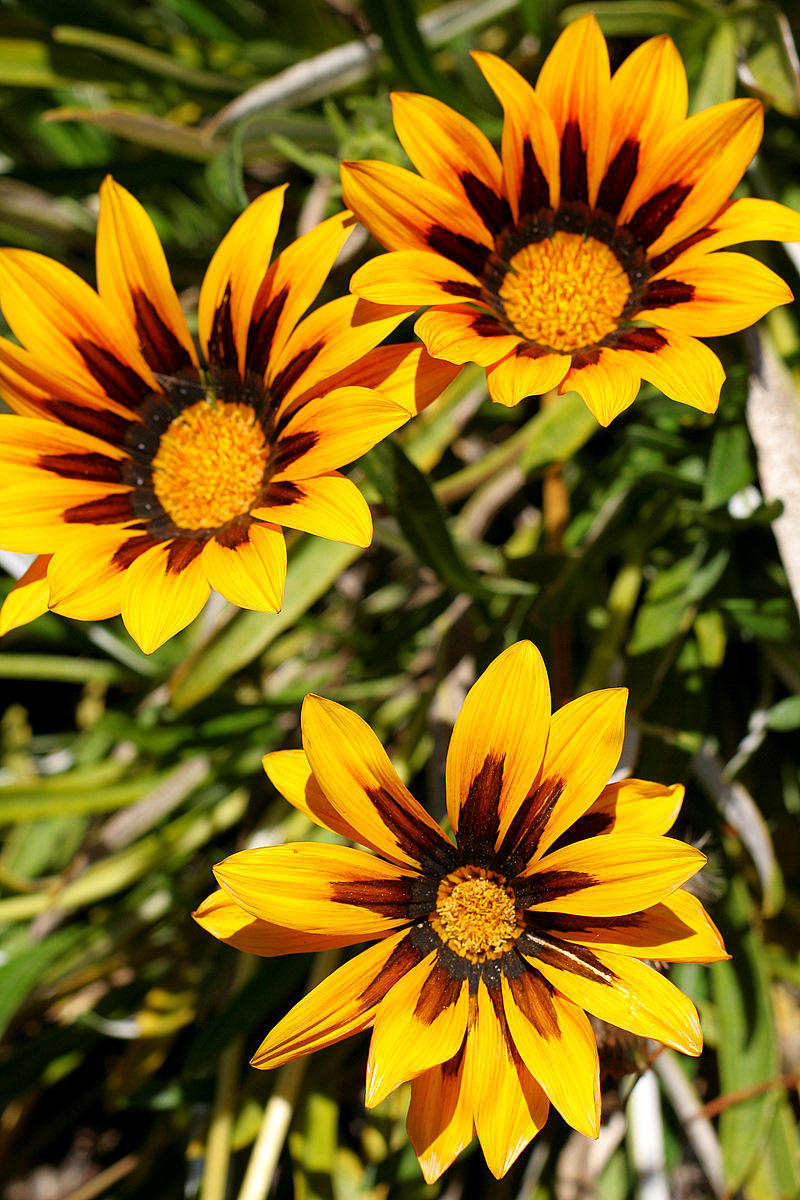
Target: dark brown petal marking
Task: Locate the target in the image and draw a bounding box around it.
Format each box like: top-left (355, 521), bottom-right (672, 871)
top-left (518, 140), bottom-right (549, 216)
top-left (506, 962), bottom-right (560, 1038)
top-left (364, 785), bottom-right (457, 873)
top-left (515, 869), bottom-right (594, 908)
top-left (270, 430), bottom-right (318, 474)
top-left (473, 313), bottom-right (516, 338)
top-left (413, 959), bottom-right (464, 1024)
top-left (559, 121), bottom-right (588, 205)
top-left (545, 903), bottom-right (696, 946)
top-left (38, 452), bottom-right (123, 484)
top-left (46, 401), bottom-right (131, 446)
top-left (441, 280), bottom-right (484, 302)
top-left (75, 340), bottom-right (150, 408)
top-left (496, 778), bottom-right (564, 874)
top-left (259, 480), bottom-right (304, 508)
top-left (640, 279), bottom-right (695, 309)
top-left (547, 811), bottom-right (613, 854)
top-left (612, 328), bottom-right (668, 354)
top-left (215, 520), bottom-right (251, 550)
top-left (519, 929), bottom-right (617, 985)
top-left (460, 172), bottom-right (512, 236)
top-left (165, 537), bottom-right (205, 573)
top-left (207, 283), bottom-right (238, 372)
top-left (626, 183), bottom-right (691, 248)
top-left (597, 139), bottom-right (640, 216)
top-left (63, 493), bottom-right (135, 525)
top-left (456, 753), bottom-right (504, 864)
top-left (648, 227), bottom-right (713, 275)
top-left (570, 347), bottom-right (602, 370)
top-left (358, 933), bottom-right (424, 1007)
top-left (328, 876), bottom-right (416, 919)
top-left (271, 342), bottom-right (324, 411)
top-left (246, 285), bottom-right (289, 378)
top-left (131, 290), bottom-right (194, 376)
top-left (427, 226), bottom-right (490, 277)
top-left (112, 533), bottom-right (159, 569)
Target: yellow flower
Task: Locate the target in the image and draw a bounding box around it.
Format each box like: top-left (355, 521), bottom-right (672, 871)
top-left (0, 179), bottom-right (456, 652)
top-left (195, 641), bottom-right (726, 1182)
top-left (341, 15), bottom-right (800, 423)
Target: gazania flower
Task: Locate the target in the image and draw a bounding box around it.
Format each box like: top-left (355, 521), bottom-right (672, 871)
top-left (0, 179), bottom-right (456, 652)
top-left (195, 641), bottom-right (726, 1182)
top-left (341, 15), bottom-right (800, 423)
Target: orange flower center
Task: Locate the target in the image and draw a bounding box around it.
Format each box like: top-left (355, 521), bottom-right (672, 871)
top-left (432, 867), bottom-right (522, 961)
top-left (499, 231), bottom-right (631, 352)
top-left (151, 400), bottom-right (268, 530)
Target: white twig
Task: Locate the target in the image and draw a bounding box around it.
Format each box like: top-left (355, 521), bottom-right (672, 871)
top-left (654, 1050), bottom-right (725, 1199)
top-left (628, 1070), bottom-right (670, 1200)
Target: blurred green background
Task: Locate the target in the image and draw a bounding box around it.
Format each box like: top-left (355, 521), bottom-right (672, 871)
top-left (1, 0), bottom-right (800, 1197)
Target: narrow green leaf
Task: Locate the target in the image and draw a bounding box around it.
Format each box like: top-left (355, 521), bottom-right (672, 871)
top-left (764, 695), bottom-right (800, 731)
top-left (520, 390), bottom-right (598, 473)
top-left (703, 424), bottom-right (754, 510)
top-left (362, 0), bottom-right (448, 99)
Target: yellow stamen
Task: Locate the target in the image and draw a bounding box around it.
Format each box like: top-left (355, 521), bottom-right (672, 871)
top-left (432, 867), bottom-right (522, 962)
top-left (151, 400), bottom-right (268, 530)
top-left (499, 231), bottom-right (631, 352)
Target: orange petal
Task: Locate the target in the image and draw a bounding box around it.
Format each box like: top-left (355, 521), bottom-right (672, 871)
top-left (0, 477), bottom-right (134, 553)
top-left (663, 196), bottom-right (800, 261)
top-left (193, 888), bottom-right (370, 957)
top-left (523, 833), bottom-right (707, 916)
top-left (365, 953), bottom-right (469, 1106)
top-left (0, 555), bottom-right (50, 635)
top-left (200, 522), bottom-right (286, 612)
top-left (407, 1045), bottom-right (475, 1184)
top-left (471, 981), bottom-right (550, 1178)
top-left (445, 641), bottom-right (551, 851)
top-left (96, 176), bottom-right (198, 375)
top-left (501, 967), bottom-right (599, 1137)
top-left (350, 248), bottom-right (483, 308)
top-left (197, 186), bottom-right (287, 376)
top-left (536, 15), bottom-right (611, 206)
top-left (310, 342), bottom-right (460, 417)
top-left (252, 473), bottom-right (371, 549)
top-left (550, 888), bottom-right (729, 963)
top-left (121, 540), bottom-right (210, 653)
top-left (251, 929), bottom-right (420, 1069)
top-left (214, 842), bottom-right (420, 938)
top-left (527, 940), bottom-right (702, 1055)
top-left (263, 748), bottom-right (405, 855)
top-left (271, 386), bottom-right (409, 480)
top-left (0, 335), bottom-right (135, 424)
top-left (471, 51), bottom-right (560, 218)
top-left (611, 328), bottom-right (723, 413)
top-left (300, 693), bottom-right (455, 871)
top-left (641, 251), bottom-right (793, 337)
top-left (0, 413), bottom-right (126, 484)
top-left (487, 349), bottom-right (571, 406)
top-left (560, 350), bottom-right (641, 426)
top-left (415, 306), bottom-right (521, 368)
top-left (46, 530), bottom-right (135, 621)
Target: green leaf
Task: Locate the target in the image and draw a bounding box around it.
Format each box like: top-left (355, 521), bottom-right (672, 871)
top-left (361, 0), bottom-right (449, 99)
top-left (0, 930), bottom-right (83, 1039)
top-left (691, 19), bottom-right (739, 111)
top-left (764, 695), bottom-right (800, 731)
top-left (521, 390), bottom-right (599, 474)
top-left (703, 424), bottom-right (754, 510)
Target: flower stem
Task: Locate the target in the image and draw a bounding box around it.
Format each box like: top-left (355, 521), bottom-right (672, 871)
top-left (540, 388), bottom-right (572, 704)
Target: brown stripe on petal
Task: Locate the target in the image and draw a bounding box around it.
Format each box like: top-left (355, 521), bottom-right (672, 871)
top-left (626, 183), bottom-right (691, 248)
top-left (215, 520), bottom-right (251, 550)
top-left (519, 140), bottom-right (549, 217)
top-left (359, 933), bottom-right (424, 1007)
top-left (131, 290), bottom-right (194, 376)
top-left (260, 480), bottom-right (304, 508)
top-left (648, 228), bottom-right (712, 275)
top-left (545, 910), bottom-right (644, 936)
top-left (597, 139), bottom-right (639, 216)
top-left (496, 778), bottom-right (564, 875)
top-left (460, 173), bottom-right (512, 236)
top-left (75, 340), bottom-right (150, 408)
top-left (427, 227), bottom-right (490, 277)
top-left (640, 278), bottom-right (695, 309)
top-left (456, 753), bottom-right (504, 864)
top-left (441, 280), bottom-right (484, 302)
top-left (328, 876), bottom-right (415, 919)
top-left (112, 533), bottom-right (159, 569)
top-left (38, 452), bottom-right (123, 484)
top-left (507, 963), bottom-right (560, 1038)
top-left (559, 121), bottom-right (588, 205)
top-left (365, 785), bottom-right (457, 873)
top-left (165, 537), bottom-right (205, 573)
top-left (547, 811), bottom-right (613, 854)
top-left (246, 285), bottom-right (289, 379)
top-left (64, 493), bottom-right (135, 525)
top-left (473, 313), bottom-right (515, 338)
top-left (270, 342), bottom-right (323, 410)
top-left (413, 959), bottom-right (464, 1024)
top-left (46, 401), bottom-right (131, 446)
top-left (515, 869), bottom-right (594, 908)
top-left (519, 930), bottom-right (616, 985)
top-left (270, 430), bottom-right (319, 474)
top-left (207, 283), bottom-right (238, 372)
top-left (612, 328), bottom-right (668, 354)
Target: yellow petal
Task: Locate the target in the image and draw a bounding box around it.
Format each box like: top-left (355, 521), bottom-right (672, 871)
top-left (121, 540), bottom-right (210, 653)
top-left (193, 889), bottom-right (370, 957)
top-left (487, 349), bottom-right (571, 406)
top-left (641, 251), bottom-right (793, 337)
top-left (350, 247), bottom-right (483, 308)
top-left (271, 387), bottom-right (409, 480)
top-left (555, 778), bottom-right (684, 845)
top-left (407, 1046), bottom-right (475, 1184)
top-left (252, 473), bottom-right (371, 548)
top-left (560, 350), bottom-right (641, 426)
top-left (262, 748), bottom-right (362, 842)
top-left (0, 555), bottom-right (50, 635)
top-left (201, 522), bottom-right (286, 612)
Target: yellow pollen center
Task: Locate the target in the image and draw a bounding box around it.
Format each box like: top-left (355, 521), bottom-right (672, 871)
top-left (151, 400), bottom-right (269, 530)
top-left (498, 231), bottom-right (631, 352)
top-left (433, 869), bottom-right (521, 962)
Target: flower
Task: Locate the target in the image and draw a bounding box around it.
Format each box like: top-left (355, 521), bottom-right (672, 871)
top-left (341, 15), bottom-right (800, 424)
top-left (0, 179), bottom-right (457, 652)
top-left (194, 641), bottom-right (727, 1182)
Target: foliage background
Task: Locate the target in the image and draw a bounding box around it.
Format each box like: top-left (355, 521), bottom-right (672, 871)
top-left (1, 0), bottom-right (800, 1197)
